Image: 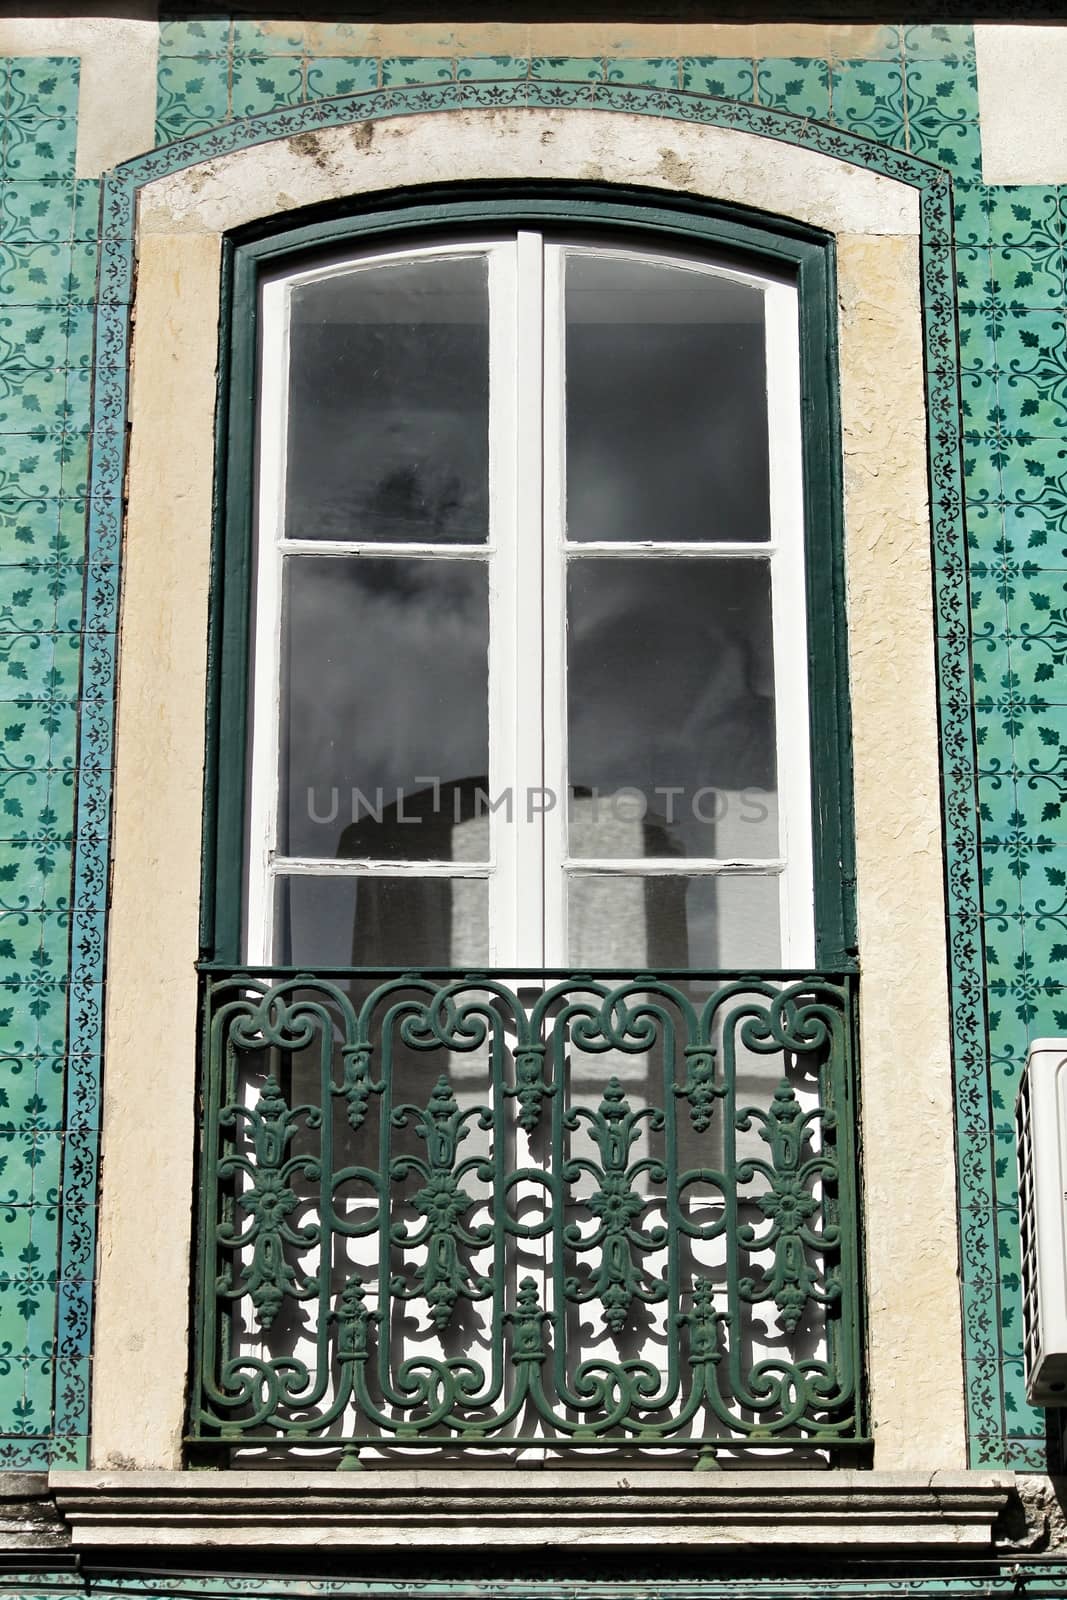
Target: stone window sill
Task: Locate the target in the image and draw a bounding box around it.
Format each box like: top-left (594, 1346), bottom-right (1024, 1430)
top-left (45, 1469), bottom-right (1015, 1549)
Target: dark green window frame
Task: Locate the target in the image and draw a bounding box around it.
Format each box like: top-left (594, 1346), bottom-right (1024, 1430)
top-left (200, 184), bottom-right (855, 973)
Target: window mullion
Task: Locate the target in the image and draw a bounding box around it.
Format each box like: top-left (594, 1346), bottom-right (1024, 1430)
top-left (491, 232), bottom-right (546, 966)
top-left (502, 232), bottom-right (550, 966)
top-left (765, 277), bottom-right (815, 967)
top-left (539, 240), bottom-right (567, 968)
top-left (244, 275), bottom-right (289, 965)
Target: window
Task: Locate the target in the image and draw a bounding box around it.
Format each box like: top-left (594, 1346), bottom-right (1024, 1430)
top-left (95, 121), bottom-right (958, 1476)
top-left (183, 199), bottom-right (865, 1467)
top-left (218, 209), bottom-right (852, 976)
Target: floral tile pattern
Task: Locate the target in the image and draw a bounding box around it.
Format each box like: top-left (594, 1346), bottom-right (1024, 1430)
top-left (0, 53), bottom-right (82, 1467)
top-left (0, 17), bottom-right (1061, 1476)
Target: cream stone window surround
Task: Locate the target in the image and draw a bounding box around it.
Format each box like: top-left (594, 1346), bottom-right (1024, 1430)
top-left (87, 108), bottom-right (961, 1487)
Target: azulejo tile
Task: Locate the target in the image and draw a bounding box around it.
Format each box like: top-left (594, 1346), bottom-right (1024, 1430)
top-left (988, 1018), bottom-right (1024, 1105)
top-left (305, 57), bottom-right (380, 98)
top-left (59, 1133), bottom-right (96, 1221)
top-left (230, 57), bottom-right (306, 118)
top-left (63, 1055), bottom-right (98, 1136)
top-left (956, 318), bottom-right (1000, 442)
top-left (0, 498), bottom-right (64, 565)
top-left (0, 1358), bottom-right (55, 1439)
top-left (0, 319), bottom-right (72, 435)
top-left (2, 61), bottom-right (78, 184)
top-left (903, 22), bottom-right (976, 62)
top-left (0, 243), bottom-right (72, 309)
top-left (1007, 587), bottom-right (1067, 706)
top-left (997, 310), bottom-right (1067, 436)
top-left (955, 243), bottom-right (993, 303)
top-left (232, 19), bottom-right (306, 56)
top-left (0, 697), bottom-right (53, 772)
top-left (0, 182), bottom-right (75, 246)
top-left (954, 181), bottom-right (995, 248)
top-left (71, 182), bottom-right (99, 247)
top-left (968, 541), bottom-right (1009, 642)
top-left (982, 908), bottom-right (1022, 986)
top-left (973, 698), bottom-right (1014, 787)
top-left (28, 1052), bottom-right (65, 1125)
top-left (1011, 705), bottom-right (1067, 843)
top-left (0, 565), bottom-right (60, 635)
top-left (991, 241), bottom-right (1067, 314)
top-left (381, 57), bottom-right (458, 87)
top-left (996, 446), bottom-right (1067, 563)
top-left (1020, 912), bottom-right (1067, 1006)
top-left (0, 772), bottom-right (48, 876)
top-left (65, 984), bottom-right (101, 1061)
top-left (454, 56), bottom-right (530, 84)
top-left (977, 770), bottom-right (1020, 848)
top-left (155, 55), bottom-right (232, 142)
top-left (998, 1435), bottom-right (1052, 1471)
top-left (985, 184), bottom-right (1065, 253)
top-left (157, 19), bottom-right (233, 53)
top-left (755, 59), bottom-right (831, 119)
top-left (680, 58), bottom-right (755, 101)
top-left (973, 663), bottom-right (1049, 751)
top-left (828, 59), bottom-right (906, 147)
top-left (905, 54), bottom-right (978, 118)
top-left (905, 60), bottom-right (980, 173)
top-left (1002, 1357), bottom-right (1045, 1437)
top-left (0, 840), bottom-right (46, 915)
top-left (981, 865), bottom-right (1024, 967)
top-left (965, 495), bottom-right (1010, 563)
top-left (987, 941), bottom-right (1061, 1029)
top-left (606, 58), bottom-right (680, 92)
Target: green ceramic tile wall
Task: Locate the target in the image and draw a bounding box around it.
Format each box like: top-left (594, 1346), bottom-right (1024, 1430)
top-left (1, 16), bottom-right (1063, 1475)
top-left (0, 52), bottom-right (87, 1468)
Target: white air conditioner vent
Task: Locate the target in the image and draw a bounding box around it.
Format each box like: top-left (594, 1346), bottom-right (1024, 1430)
top-left (1017, 1038), bottom-right (1067, 1406)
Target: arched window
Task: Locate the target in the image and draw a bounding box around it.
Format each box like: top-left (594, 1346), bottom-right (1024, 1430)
top-left (207, 199), bottom-right (854, 978)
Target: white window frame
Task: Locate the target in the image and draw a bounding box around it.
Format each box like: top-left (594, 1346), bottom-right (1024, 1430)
top-left (247, 231), bottom-right (814, 970)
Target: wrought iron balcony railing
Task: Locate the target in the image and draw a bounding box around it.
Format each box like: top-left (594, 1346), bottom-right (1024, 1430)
top-left (190, 968), bottom-right (864, 1466)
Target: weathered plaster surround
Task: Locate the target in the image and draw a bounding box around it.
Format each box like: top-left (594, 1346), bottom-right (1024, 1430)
top-left (93, 106), bottom-right (957, 1480)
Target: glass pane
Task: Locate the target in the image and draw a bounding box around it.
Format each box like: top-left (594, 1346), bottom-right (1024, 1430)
top-left (567, 558), bottom-right (778, 860)
top-left (276, 874), bottom-right (489, 967)
top-left (564, 253), bottom-right (770, 543)
top-left (285, 255), bottom-right (489, 542)
top-left (567, 873), bottom-right (781, 969)
top-left (280, 557), bottom-right (489, 859)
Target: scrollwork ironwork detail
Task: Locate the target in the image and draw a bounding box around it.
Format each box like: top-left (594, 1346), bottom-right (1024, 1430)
top-left (193, 968), bottom-right (862, 1463)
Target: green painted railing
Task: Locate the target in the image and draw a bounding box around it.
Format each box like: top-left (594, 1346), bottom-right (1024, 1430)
top-left (190, 969), bottom-right (864, 1466)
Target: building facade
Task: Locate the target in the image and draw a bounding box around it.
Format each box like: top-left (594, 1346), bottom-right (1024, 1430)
top-left (0, 6), bottom-right (1066, 1597)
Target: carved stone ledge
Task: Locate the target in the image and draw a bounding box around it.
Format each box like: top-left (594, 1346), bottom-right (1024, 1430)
top-left (48, 1469), bottom-right (1015, 1550)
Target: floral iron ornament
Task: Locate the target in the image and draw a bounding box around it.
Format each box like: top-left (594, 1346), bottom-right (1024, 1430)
top-left (193, 970), bottom-right (862, 1463)
top-left (738, 1079), bottom-right (839, 1334)
top-left (564, 1076), bottom-right (668, 1333)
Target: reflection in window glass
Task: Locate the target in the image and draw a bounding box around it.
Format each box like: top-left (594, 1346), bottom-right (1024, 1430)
top-left (567, 557), bottom-right (778, 861)
top-left (565, 253), bottom-right (769, 543)
top-left (286, 256), bottom-right (490, 542)
top-left (280, 557), bottom-right (489, 858)
top-left (276, 874), bottom-right (489, 967)
top-left (567, 873), bottom-right (781, 969)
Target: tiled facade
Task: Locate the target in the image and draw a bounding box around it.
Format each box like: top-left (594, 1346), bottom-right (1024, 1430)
top-left (0, 53), bottom-right (92, 1467)
top-left (0, 8), bottom-right (1062, 1517)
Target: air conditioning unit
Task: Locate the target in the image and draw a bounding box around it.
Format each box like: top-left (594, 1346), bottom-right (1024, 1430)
top-left (1017, 1039), bottom-right (1067, 1405)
